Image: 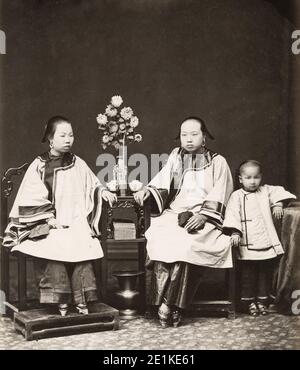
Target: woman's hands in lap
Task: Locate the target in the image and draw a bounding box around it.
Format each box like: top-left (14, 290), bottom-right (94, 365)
top-left (184, 214), bottom-right (208, 232)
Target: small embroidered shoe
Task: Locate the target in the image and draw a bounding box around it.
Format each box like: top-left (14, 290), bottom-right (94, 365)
top-left (158, 304), bottom-right (170, 328)
top-left (58, 303), bottom-right (68, 317)
top-left (248, 302), bottom-right (259, 316)
top-left (257, 302), bottom-right (268, 315)
top-left (76, 303), bottom-right (89, 315)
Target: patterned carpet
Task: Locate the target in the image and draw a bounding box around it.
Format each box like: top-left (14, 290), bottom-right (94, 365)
top-left (1, 312), bottom-right (300, 350)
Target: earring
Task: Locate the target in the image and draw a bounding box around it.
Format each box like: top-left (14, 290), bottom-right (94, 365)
top-left (199, 143), bottom-right (206, 154)
top-left (49, 142), bottom-right (53, 149)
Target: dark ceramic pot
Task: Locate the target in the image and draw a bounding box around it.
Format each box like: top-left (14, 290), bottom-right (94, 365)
top-left (112, 270), bottom-right (145, 319)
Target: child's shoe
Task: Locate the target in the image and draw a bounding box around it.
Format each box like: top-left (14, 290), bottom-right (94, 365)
top-left (257, 301), bottom-right (268, 315)
top-left (58, 303), bottom-right (68, 317)
top-left (247, 302), bottom-right (259, 316)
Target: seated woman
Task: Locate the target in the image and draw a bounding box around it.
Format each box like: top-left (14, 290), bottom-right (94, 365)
top-left (3, 116), bottom-right (116, 316)
top-left (134, 117), bottom-right (233, 327)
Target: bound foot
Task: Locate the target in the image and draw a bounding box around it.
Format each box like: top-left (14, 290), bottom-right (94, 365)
top-left (76, 303), bottom-right (89, 315)
top-left (158, 303), bottom-right (170, 328)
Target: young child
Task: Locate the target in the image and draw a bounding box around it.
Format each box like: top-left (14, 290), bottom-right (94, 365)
top-left (223, 160), bottom-right (296, 316)
top-left (3, 116), bottom-right (116, 316)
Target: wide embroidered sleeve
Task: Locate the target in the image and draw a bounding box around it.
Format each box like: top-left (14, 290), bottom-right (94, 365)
top-left (222, 190), bottom-right (243, 236)
top-left (199, 155), bottom-right (234, 227)
top-left (265, 185), bottom-right (296, 207)
top-left (81, 159), bottom-right (106, 237)
top-left (146, 148), bottom-right (179, 216)
top-left (3, 158), bottom-right (55, 248)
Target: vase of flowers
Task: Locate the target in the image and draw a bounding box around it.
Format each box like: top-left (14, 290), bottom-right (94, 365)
top-left (97, 95), bottom-right (142, 195)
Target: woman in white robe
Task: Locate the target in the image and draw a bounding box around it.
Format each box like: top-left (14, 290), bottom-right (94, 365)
top-left (3, 116), bottom-right (116, 316)
top-left (134, 117), bottom-right (233, 327)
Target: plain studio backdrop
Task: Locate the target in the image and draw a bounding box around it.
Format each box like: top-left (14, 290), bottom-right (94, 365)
top-left (0, 0), bottom-right (299, 195)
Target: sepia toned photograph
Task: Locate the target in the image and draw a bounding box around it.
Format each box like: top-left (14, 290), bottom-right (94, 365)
top-left (0, 0), bottom-right (299, 353)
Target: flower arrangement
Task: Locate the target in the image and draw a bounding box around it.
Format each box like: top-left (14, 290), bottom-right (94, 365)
top-left (96, 95), bottom-right (142, 150)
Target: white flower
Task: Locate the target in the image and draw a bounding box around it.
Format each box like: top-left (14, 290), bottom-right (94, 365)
top-left (109, 123), bottom-right (118, 133)
top-left (111, 95), bottom-right (123, 108)
top-left (105, 105), bottom-right (118, 117)
top-left (102, 135), bottom-right (110, 143)
top-left (98, 98), bottom-right (140, 152)
top-left (120, 107), bottom-right (133, 120)
top-left (134, 134), bottom-right (142, 142)
top-left (106, 180), bottom-right (119, 192)
top-left (130, 116), bottom-right (139, 128)
top-left (96, 114), bottom-right (108, 125)
top-left (129, 180), bottom-right (144, 192)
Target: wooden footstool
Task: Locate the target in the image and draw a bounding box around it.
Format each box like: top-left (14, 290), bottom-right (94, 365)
top-left (14, 302), bottom-right (119, 341)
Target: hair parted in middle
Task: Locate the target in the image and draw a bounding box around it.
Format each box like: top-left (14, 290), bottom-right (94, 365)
top-left (175, 116), bottom-right (215, 141)
top-left (41, 115), bottom-right (71, 143)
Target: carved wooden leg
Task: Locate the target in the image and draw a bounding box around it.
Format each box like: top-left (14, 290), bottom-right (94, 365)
top-left (228, 250), bottom-right (237, 319)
